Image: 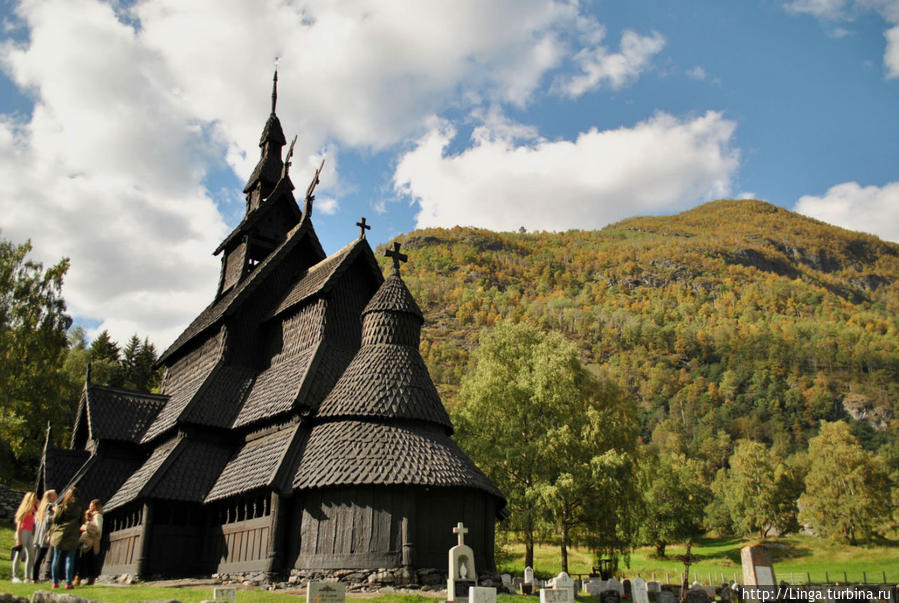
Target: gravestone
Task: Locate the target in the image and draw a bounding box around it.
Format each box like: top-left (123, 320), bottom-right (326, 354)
top-left (657, 590), bottom-right (677, 603)
top-left (632, 577), bottom-right (649, 603)
top-left (606, 577), bottom-right (625, 596)
top-left (307, 582), bottom-right (347, 603)
top-left (741, 545), bottom-right (776, 586)
top-left (584, 578), bottom-right (606, 595)
top-left (601, 589), bottom-right (622, 603)
top-left (685, 585), bottom-right (711, 603)
top-left (501, 574), bottom-right (513, 589)
top-left (552, 572), bottom-right (576, 602)
top-left (524, 566), bottom-right (535, 595)
top-left (469, 586), bottom-right (497, 603)
top-left (647, 581), bottom-right (661, 594)
top-left (720, 584), bottom-right (732, 603)
top-left (624, 580), bottom-right (632, 599)
top-left (541, 589), bottom-right (571, 603)
top-left (447, 522), bottom-right (477, 602)
top-left (214, 588), bottom-right (237, 603)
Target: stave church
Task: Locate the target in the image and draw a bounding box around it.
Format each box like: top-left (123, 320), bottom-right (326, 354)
top-left (36, 72), bottom-right (505, 579)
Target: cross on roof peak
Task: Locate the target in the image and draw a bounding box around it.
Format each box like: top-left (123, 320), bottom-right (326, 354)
top-left (453, 522), bottom-right (468, 547)
top-left (356, 217), bottom-right (371, 239)
top-left (271, 59), bottom-right (279, 114)
top-left (385, 241), bottom-right (408, 273)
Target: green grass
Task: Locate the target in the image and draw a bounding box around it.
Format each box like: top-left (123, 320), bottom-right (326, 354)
top-left (3, 525), bottom-right (897, 602)
top-left (497, 536), bottom-right (899, 584)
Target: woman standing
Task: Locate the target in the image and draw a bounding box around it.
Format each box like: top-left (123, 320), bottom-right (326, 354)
top-left (31, 490), bottom-right (57, 582)
top-left (49, 487), bottom-right (83, 590)
top-left (75, 499), bottom-right (103, 586)
top-left (11, 491), bottom-right (38, 583)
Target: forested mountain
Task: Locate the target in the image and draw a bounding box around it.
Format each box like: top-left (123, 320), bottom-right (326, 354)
top-left (376, 199), bottom-right (899, 460)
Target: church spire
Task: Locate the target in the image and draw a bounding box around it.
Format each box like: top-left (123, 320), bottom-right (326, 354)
top-left (243, 65), bottom-right (287, 212)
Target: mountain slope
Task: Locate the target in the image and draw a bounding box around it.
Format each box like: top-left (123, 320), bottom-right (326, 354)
top-left (375, 200), bottom-right (899, 458)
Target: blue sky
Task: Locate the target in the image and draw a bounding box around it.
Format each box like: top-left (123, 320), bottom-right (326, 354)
top-left (0, 0), bottom-right (897, 348)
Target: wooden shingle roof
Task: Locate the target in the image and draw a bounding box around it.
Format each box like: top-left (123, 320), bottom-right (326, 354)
top-left (71, 384), bottom-right (167, 446)
top-left (106, 436), bottom-right (233, 511)
top-left (158, 218), bottom-right (325, 365)
top-left (67, 454), bottom-right (144, 506)
top-left (293, 421), bottom-right (502, 500)
top-left (361, 271), bottom-right (423, 320)
top-left (36, 447), bottom-right (89, 495)
top-left (316, 344), bottom-right (451, 429)
top-left (205, 422), bottom-right (303, 502)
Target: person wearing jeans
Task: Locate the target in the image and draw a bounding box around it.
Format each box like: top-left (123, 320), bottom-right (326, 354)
top-left (49, 487), bottom-right (83, 590)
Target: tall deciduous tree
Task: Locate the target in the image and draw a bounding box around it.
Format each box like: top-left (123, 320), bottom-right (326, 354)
top-left (713, 440), bottom-right (802, 539)
top-left (0, 236), bottom-right (71, 480)
top-left (453, 322), bottom-right (639, 572)
top-left (638, 450), bottom-right (709, 557)
top-left (799, 421), bottom-right (891, 544)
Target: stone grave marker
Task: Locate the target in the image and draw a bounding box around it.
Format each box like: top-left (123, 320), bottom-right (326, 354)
top-left (447, 522), bottom-right (477, 602)
top-left (624, 580), bottom-right (632, 599)
top-left (307, 581), bottom-right (347, 603)
top-left (656, 590), bottom-right (677, 603)
top-left (647, 581), bottom-right (661, 593)
top-left (606, 577), bottom-right (624, 596)
top-left (632, 577), bottom-right (649, 603)
top-left (685, 585), bottom-right (711, 603)
top-left (552, 572), bottom-right (576, 602)
top-left (214, 587), bottom-right (237, 603)
top-left (582, 578), bottom-right (600, 595)
top-left (541, 589), bottom-right (571, 603)
top-left (741, 545), bottom-right (776, 586)
top-left (501, 574), bottom-right (513, 589)
top-left (470, 586), bottom-right (498, 603)
top-left (524, 566), bottom-right (535, 595)
top-left (601, 589), bottom-right (622, 603)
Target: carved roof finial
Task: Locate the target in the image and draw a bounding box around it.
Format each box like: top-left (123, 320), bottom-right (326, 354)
top-left (281, 135), bottom-right (297, 179)
top-left (272, 58), bottom-right (280, 114)
top-left (304, 158), bottom-right (325, 218)
top-left (356, 217), bottom-right (371, 239)
top-left (385, 241), bottom-right (408, 274)
top-left (86, 361), bottom-right (92, 385)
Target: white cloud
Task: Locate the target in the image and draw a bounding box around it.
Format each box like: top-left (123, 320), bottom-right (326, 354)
top-left (0, 0), bottom-right (637, 348)
top-left (794, 181), bottom-right (899, 242)
top-left (0, 0), bottom-right (227, 348)
top-left (687, 66), bottom-right (707, 80)
top-left (784, 0), bottom-right (849, 19)
top-left (885, 25), bottom-right (899, 77)
top-left (395, 111), bottom-right (739, 232)
top-left (784, 0), bottom-right (899, 75)
top-left (557, 28), bottom-right (666, 97)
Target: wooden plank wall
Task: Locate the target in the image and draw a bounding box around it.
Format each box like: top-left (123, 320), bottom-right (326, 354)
top-left (208, 515), bottom-right (271, 573)
top-left (103, 525), bottom-right (142, 575)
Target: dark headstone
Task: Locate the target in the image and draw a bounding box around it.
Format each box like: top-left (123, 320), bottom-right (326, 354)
top-left (624, 580), bottom-right (632, 596)
top-left (657, 590), bottom-right (678, 603)
top-left (686, 587), bottom-right (712, 603)
top-left (602, 590), bottom-right (622, 603)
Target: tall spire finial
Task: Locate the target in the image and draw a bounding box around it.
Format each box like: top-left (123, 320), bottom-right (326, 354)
top-left (385, 241), bottom-right (408, 274)
top-left (272, 58), bottom-right (280, 114)
top-left (86, 361), bottom-right (92, 385)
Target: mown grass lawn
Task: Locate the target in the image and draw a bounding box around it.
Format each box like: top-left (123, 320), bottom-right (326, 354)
top-left (2, 525), bottom-right (897, 602)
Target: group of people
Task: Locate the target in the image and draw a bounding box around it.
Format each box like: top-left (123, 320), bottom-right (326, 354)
top-left (10, 487), bottom-right (104, 590)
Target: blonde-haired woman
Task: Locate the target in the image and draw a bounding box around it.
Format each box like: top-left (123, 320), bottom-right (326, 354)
top-left (11, 491), bottom-right (38, 583)
top-left (31, 490), bottom-right (57, 582)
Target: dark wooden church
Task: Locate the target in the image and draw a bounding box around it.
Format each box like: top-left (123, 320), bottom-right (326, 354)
top-left (38, 73), bottom-right (505, 579)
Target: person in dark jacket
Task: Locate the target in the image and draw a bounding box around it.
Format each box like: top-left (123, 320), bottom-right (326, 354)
top-left (49, 487), bottom-right (83, 590)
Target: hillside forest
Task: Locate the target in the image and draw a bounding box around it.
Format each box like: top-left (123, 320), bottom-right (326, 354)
top-left (1, 200), bottom-right (897, 568)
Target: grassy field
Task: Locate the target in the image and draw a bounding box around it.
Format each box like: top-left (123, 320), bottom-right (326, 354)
top-left (497, 537), bottom-right (899, 584)
top-left (2, 524), bottom-right (897, 602)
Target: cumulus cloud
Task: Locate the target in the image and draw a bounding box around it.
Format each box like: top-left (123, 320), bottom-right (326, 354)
top-left (395, 110), bottom-right (739, 232)
top-left (794, 181), bottom-right (899, 242)
top-left (0, 0), bottom-right (640, 347)
top-left (784, 0), bottom-right (849, 19)
top-left (687, 66), bottom-right (707, 80)
top-left (557, 28), bottom-right (666, 97)
top-left (0, 0), bottom-right (227, 347)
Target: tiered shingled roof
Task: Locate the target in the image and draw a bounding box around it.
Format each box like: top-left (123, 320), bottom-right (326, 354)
top-left (67, 454), bottom-right (144, 506)
top-left (294, 249), bottom-right (504, 507)
top-left (106, 435), bottom-right (232, 511)
top-left (205, 421), bottom-right (304, 502)
top-left (71, 384), bottom-right (167, 447)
